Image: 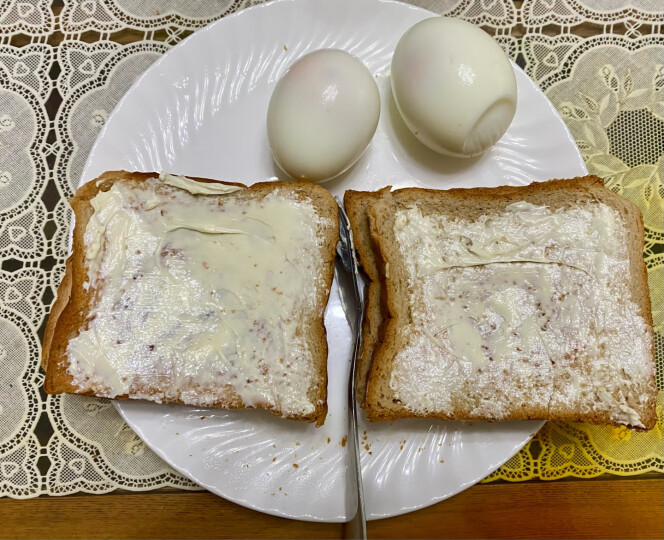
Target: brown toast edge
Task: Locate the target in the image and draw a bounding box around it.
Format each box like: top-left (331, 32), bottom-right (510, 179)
top-left (343, 188), bottom-right (391, 404)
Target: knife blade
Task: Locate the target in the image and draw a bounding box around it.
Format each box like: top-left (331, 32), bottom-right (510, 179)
top-left (334, 197), bottom-right (367, 540)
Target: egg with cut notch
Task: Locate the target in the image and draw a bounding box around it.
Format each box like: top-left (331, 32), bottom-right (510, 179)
top-left (391, 17), bottom-right (517, 158)
top-left (267, 49), bottom-right (380, 183)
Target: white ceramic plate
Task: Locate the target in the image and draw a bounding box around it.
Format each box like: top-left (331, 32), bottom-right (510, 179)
top-left (81, 0), bottom-right (587, 523)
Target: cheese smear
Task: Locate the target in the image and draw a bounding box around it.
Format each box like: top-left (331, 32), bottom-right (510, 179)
top-left (391, 201), bottom-right (653, 427)
top-left (67, 175), bottom-right (326, 416)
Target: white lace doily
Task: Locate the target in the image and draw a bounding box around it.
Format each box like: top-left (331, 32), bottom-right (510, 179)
top-left (1, 0), bottom-right (662, 498)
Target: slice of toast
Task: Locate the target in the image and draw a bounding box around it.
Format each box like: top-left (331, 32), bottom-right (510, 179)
top-left (43, 171), bottom-right (338, 425)
top-left (356, 176), bottom-right (656, 429)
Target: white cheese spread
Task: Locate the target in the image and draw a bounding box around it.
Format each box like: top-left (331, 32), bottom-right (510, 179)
top-left (67, 175), bottom-right (325, 416)
top-left (391, 201), bottom-right (653, 427)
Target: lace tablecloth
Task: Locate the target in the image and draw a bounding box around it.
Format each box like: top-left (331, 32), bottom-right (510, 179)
top-left (0, 0), bottom-right (661, 498)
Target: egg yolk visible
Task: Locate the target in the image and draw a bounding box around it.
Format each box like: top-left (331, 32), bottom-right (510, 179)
top-left (267, 49), bottom-right (380, 182)
top-left (391, 17), bottom-right (517, 158)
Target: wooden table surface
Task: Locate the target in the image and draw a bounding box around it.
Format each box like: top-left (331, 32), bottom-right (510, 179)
top-left (1, 477), bottom-right (661, 539)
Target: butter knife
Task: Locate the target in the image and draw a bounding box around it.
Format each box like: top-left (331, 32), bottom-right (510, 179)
top-left (334, 198), bottom-right (367, 540)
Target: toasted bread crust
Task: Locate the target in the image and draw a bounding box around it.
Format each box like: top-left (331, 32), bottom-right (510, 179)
top-left (352, 176), bottom-right (656, 429)
top-left (43, 171), bottom-right (338, 426)
top-left (343, 188), bottom-right (391, 404)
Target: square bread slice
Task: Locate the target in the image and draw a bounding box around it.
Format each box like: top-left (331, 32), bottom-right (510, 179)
top-left (42, 171), bottom-right (338, 425)
top-left (351, 176), bottom-right (656, 429)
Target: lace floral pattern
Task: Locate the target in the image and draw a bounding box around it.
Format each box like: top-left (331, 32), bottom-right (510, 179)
top-left (522, 0), bottom-right (664, 27)
top-left (485, 27), bottom-right (664, 482)
top-left (0, 0), bottom-right (662, 498)
top-left (60, 0), bottom-right (254, 34)
top-left (0, 1), bottom-right (54, 37)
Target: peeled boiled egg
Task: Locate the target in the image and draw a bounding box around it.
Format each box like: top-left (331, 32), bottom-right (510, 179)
top-left (391, 17), bottom-right (517, 158)
top-left (267, 49), bottom-right (380, 182)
